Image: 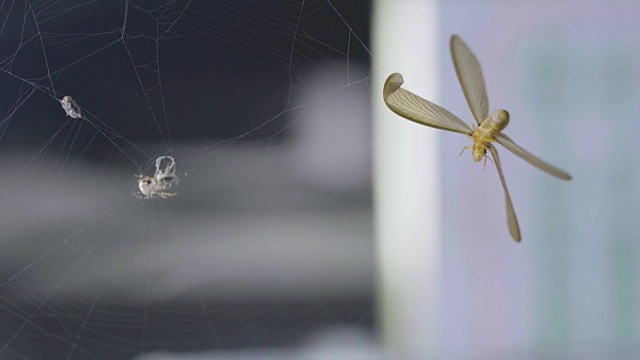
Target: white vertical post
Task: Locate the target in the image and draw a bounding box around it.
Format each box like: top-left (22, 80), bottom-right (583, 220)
top-left (372, 0), bottom-right (441, 358)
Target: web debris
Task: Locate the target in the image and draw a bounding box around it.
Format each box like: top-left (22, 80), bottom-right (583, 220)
top-left (60, 96), bottom-right (82, 118)
top-left (136, 155), bottom-right (179, 199)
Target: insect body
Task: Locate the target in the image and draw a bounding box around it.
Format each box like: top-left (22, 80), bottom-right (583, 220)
top-left (60, 96), bottom-right (82, 118)
top-left (382, 35), bottom-right (572, 242)
top-left (459, 110), bottom-right (510, 166)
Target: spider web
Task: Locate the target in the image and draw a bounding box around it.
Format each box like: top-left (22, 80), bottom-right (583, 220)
top-left (0, 0), bottom-right (375, 358)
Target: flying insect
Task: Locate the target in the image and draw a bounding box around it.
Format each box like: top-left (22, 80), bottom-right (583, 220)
top-left (382, 35), bottom-right (572, 241)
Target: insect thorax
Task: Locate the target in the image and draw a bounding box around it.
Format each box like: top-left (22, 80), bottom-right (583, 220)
top-left (469, 110), bottom-right (509, 162)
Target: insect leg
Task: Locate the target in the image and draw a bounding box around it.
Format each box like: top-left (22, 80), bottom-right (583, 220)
top-left (458, 145), bottom-right (473, 158)
top-left (483, 152), bottom-right (495, 170)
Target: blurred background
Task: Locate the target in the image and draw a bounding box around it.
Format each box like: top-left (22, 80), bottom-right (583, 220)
top-left (0, 0), bottom-right (638, 359)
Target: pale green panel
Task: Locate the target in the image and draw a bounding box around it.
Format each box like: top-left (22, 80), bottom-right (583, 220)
top-left (440, 0), bottom-right (640, 358)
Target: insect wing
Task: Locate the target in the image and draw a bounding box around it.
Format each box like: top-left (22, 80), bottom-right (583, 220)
top-left (495, 133), bottom-right (572, 181)
top-left (488, 144), bottom-right (521, 242)
top-left (450, 35), bottom-right (489, 125)
top-left (383, 72), bottom-right (473, 135)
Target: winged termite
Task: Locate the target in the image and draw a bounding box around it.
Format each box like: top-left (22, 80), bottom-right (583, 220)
top-left (382, 35), bottom-right (571, 242)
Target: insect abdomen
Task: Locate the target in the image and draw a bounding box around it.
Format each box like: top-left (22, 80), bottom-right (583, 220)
top-left (480, 110), bottom-right (510, 137)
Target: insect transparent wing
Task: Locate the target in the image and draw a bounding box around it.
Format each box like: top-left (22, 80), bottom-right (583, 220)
top-left (450, 35), bottom-right (489, 125)
top-left (383, 72), bottom-right (473, 135)
top-left (488, 144), bottom-right (521, 242)
top-left (495, 133), bottom-right (572, 181)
